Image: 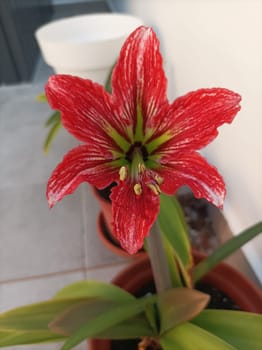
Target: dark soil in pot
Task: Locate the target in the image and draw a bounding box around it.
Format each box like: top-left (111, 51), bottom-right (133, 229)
top-left (177, 191), bottom-right (220, 254)
top-left (196, 281), bottom-right (240, 310)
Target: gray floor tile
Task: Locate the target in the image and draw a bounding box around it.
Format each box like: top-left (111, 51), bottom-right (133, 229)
top-left (85, 261), bottom-right (130, 283)
top-left (0, 83), bottom-right (126, 281)
top-left (0, 184), bottom-right (85, 280)
top-left (0, 86), bottom-right (78, 189)
top-left (0, 86), bottom-right (49, 129)
top-left (0, 342), bottom-right (87, 350)
top-left (82, 185), bottom-right (127, 269)
top-left (0, 84), bottom-right (44, 111)
top-left (33, 57), bottom-right (54, 84)
top-left (0, 264), bottom-right (129, 350)
top-left (0, 271), bottom-right (87, 350)
top-left (0, 271), bottom-right (85, 312)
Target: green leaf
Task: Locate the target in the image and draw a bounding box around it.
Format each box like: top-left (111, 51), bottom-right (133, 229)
top-left (0, 281), bottom-right (139, 347)
top-left (53, 280), bottom-right (135, 302)
top-left (61, 294), bottom-right (158, 350)
top-left (50, 299), bottom-right (120, 335)
top-left (144, 302), bottom-right (159, 334)
top-left (50, 299), bottom-right (155, 339)
top-left (192, 309), bottom-right (262, 350)
top-left (192, 221), bottom-right (262, 282)
top-left (36, 93), bottom-right (47, 102)
top-left (43, 117), bottom-right (62, 154)
top-left (159, 288), bottom-right (210, 334)
top-left (0, 281), bottom-right (136, 331)
top-left (45, 110), bottom-right (61, 127)
top-left (0, 298), bottom-right (90, 332)
top-left (159, 194), bottom-right (193, 286)
top-left (92, 315), bottom-right (155, 339)
top-left (104, 64), bottom-right (114, 93)
top-left (0, 330), bottom-right (64, 347)
top-left (161, 231), bottom-right (183, 288)
top-left (160, 322), bottom-right (236, 350)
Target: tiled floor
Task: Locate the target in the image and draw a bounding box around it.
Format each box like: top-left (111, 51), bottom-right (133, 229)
top-left (0, 3), bottom-right (132, 349)
top-left (0, 83), bottom-right (129, 350)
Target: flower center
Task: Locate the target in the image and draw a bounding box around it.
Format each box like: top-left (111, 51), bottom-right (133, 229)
top-left (125, 141), bottom-right (148, 163)
top-left (126, 143), bottom-right (147, 181)
top-left (118, 142), bottom-right (163, 196)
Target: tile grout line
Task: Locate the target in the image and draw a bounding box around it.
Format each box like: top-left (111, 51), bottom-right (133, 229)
top-left (0, 260), bottom-right (130, 285)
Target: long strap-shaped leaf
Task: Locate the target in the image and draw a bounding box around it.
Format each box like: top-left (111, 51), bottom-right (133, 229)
top-left (36, 93), bottom-right (47, 102)
top-left (160, 322), bottom-right (237, 350)
top-left (159, 195), bottom-right (193, 287)
top-left (51, 310), bottom-right (155, 340)
top-left (192, 221), bottom-right (262, 282)
top-left (44, 113), bottom-right (62, 154)
top-left (0, 330), bottom-right (65, 347)
top-left (0, 299), bottom-right (89, 331)
top-left (159, 289), bottom-right (209, 335)
top-left (51, 287), bottom-right (209, 341)
top-left (61, 295), bottom-right (158, 350)
top-left (191, 309), bottom-right (262, 350)
top-left (0, 280), bottom-right (134, 333)
top-left (53, 280), bottom-right (135, 301)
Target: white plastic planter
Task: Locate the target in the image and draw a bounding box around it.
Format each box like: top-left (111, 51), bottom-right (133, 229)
top-left (35, 13), bottom-right (143, 84)
top-left (109, 0), bottom-right (262, 282)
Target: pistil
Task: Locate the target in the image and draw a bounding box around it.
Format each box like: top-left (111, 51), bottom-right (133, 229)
top-left (130, 147), bottom-right (146, 180)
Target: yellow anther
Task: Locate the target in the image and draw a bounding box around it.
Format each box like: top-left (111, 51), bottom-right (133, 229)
top-left (134, 183), bottom-right (142, 195)
top-left (155, 174), bottom-right (164, 185)
top-left (119, 166), bottom-right (127, 181)
top-left (155, 183), bottom-right (161, 193)
top-left (138, 163), bottom-right (146, 174)
top-left (148, 183), bottom-right (161, 195)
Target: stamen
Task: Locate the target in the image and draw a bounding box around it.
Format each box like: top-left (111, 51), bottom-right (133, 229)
top-left (138, 163), bottom-right (146, 174)
top-left (134, 183), bottom-right (142, 195)
top-left (148, 183), bottom-right (161, 195)
top-left (155, 174), bottom-right (164, 185)
top-left (119, 166), bottom-right (127, 181)
top-left (155, 183), bottom-right (161, 193)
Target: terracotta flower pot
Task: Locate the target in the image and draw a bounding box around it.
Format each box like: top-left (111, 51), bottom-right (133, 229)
top-left (91, 185), bottom-right (114, 237)
top-left (89, 251), bottom-right (262, 350)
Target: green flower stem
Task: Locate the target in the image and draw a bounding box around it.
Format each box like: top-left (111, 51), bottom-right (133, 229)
top-left (146, 221), bottom-right (172, 293)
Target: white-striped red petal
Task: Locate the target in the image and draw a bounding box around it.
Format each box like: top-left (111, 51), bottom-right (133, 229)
top-left (47, 145), bottom-right (119, 208)
top-left (110, 180), bottom-right (160, 254)
top-left (159, 152), bottom-right (226, 208)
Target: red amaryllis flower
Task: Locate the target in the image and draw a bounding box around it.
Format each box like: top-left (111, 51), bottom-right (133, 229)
top-left (46, 26), bottom-right (241, 255)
